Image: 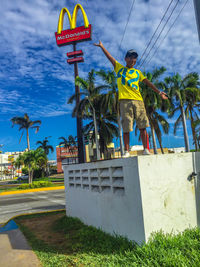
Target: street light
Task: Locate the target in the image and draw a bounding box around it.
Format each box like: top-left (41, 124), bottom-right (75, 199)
top-left (85, 97), bottom-right (101, 161)
top-left (0, 144), bottom-right (4, 180)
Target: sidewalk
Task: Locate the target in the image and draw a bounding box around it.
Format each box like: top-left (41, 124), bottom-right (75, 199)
top-left (0, 221), bottom-right (41, 267)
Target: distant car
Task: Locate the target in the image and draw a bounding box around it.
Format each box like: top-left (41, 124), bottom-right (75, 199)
top-left (17, 175), bottom-right (29, 182)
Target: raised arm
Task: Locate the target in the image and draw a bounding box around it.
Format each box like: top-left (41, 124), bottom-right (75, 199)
top-left (142, 79), bottom-right (168, 100)
top-left (93, 40), bottom-right (116, 68)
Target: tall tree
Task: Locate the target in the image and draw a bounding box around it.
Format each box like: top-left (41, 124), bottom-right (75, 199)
top-left (68, 70), bottom-right (118, 158)
top-left (184, 73), bottom-right (200, 150)
top-left (58, 135), bottom-right (77, 155)
top-left (36, 137), bottom-right (54, 155)
top-left (83, 106), bottom-right (118, 158)
top-left (15, 148), bottom-right (47, 183)
top-left (96, 70), bottom-right (124, 156)
top-left (165, 72), bottom-right (200, 152)
top-left (13, 153), bottom-right (24, 177)
top-left (193, 118), bottom-right (200, 149)
top-left (140, 67), bottom-right (169, 154)
top-left (68, 69), bottom-right (104, 118)
top-left (36, 137), bottom-right (54, 176)
top-left (11, 113), bottom-right (41, 150)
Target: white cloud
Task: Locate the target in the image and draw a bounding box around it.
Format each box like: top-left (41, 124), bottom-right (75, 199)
top-left (0, 0), bottom-right (199, 121)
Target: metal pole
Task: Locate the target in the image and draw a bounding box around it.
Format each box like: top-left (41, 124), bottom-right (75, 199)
top-left (194, 0), bottom-right (200, 42)
top-left (73, 43), bottom-right (85, 163)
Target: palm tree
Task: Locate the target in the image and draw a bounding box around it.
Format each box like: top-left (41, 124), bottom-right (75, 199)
top-left (193, 119), bottom-right (200, 149)
top-left (165, 72), bottom-right (200, 152)
top-left (140, 67), bottom-right (169, 154)
top-left (23, 148), bottom-right (47, 183)
top-left (83, 105), bottom-right (119, 159)
top-left (11, 113), bottom-right (41, 150)
top-left (68, 70), bottom-right (118, 158)
top-left (36, 137), bottom-right (54, 155)
top-left (184, 74), bottom-right (200, 150)
top-left (36, 137), bottom-right (54, 176)
top-left (96, 70), bottom-right (124, 156)
top-left (68, 69), bottom-right (105, 118)
top-left (58, 135), bottom-right (77, 155)
top-left (13, 153), bottom-right (24, 177)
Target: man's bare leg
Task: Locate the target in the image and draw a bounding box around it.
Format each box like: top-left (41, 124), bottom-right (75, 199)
top-left (140, 128), bottom-right (151, 155)
top-left (140, 128), bottom-right (148, 149)
top-left (123, 132), bottom-right (130, 151)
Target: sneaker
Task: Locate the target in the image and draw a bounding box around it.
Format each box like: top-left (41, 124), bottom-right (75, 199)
top-left (122, 151), bottom-right (130, 158)
top-left (143, 148), bottom-right (151, 155)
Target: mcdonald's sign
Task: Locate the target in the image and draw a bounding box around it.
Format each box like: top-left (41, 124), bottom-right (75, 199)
top-left (55, 4), bottom-right (92, 46)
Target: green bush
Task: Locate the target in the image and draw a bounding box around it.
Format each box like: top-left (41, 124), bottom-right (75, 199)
top-left (17, 181), bottom-right (53, 189)
top-left (22, 167), bottom-right (29, 175)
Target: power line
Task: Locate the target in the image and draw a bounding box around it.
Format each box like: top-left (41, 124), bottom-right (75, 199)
top-left (138, 0), bottom-right (175, 67)
top-left (139, 0), bottom-right (180, 68)
top-left (118, 0), bottom-right (136, 51)
top-left (145, 0), bottom-right (189, 67)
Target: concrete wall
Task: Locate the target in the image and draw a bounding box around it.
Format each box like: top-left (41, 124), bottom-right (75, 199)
top-left (63, 152), bottom-right (200, 244)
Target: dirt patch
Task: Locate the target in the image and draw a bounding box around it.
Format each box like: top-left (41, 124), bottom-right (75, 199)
top-left (17, 212), bottom-right (68, 251)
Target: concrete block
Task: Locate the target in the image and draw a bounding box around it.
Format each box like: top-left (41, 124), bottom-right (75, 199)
top-left (63, 152), bottom-right (200, 244)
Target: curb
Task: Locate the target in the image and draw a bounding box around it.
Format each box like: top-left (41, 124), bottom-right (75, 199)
top-left (0, 209), bottom-right (66, 229)
top-left (0, 186), bottom-right (65, 196)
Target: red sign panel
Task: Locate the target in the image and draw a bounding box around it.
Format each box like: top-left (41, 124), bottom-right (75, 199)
top-left (55, 24), bottom-right (92, 46)
top-left (67, 57), bottom-right (84, 64)
top-left (67, 50), bottom-right (83, 58)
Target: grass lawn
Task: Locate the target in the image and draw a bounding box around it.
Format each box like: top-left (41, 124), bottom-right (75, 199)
top-left (0, 186), bottom-right (21, 193)
top-left (15, 211), bottom-right (200, 267)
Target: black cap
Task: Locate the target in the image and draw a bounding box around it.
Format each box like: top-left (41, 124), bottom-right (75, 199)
top-left (125, 49), bottom-right (138, 58)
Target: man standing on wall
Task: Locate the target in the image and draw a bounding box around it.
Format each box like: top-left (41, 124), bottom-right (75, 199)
top-left (94, 40), bottom-right (168, 157)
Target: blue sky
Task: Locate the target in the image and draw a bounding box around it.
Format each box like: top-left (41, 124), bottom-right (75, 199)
top-left (0, 0), bottom-right (199, 160)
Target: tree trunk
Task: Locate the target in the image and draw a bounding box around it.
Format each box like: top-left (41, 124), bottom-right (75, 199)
top-left (150, 124), bottom-right (158, 154)
top-left (157, 137), bottom-right (164, 154)
top-left (117, 113), bottom-right (124, 157)
top-left (30, 170), bottom-right (34, 184)
top-left (26, 129), bottom-right (30, 151)
top-left (190, 110), bottom-right (198, 151)
top-left (28, 168), bottom-right (31, 184)
top-left (180, 106), bottom-right (190, 152)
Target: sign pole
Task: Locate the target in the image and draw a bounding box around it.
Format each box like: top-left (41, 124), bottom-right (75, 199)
top-left (73, 43), bottom-right (85, 163)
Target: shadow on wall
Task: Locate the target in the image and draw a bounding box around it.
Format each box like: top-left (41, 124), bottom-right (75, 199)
top-left (193, 152), bottom-right (200, 226)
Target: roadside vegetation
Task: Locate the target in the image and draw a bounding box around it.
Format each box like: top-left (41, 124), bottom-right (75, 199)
top-left (15, 211), bottom-right (200, 267)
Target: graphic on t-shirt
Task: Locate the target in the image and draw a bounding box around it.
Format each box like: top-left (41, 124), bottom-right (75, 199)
top-left (117, 67), bottom-right (140, 90)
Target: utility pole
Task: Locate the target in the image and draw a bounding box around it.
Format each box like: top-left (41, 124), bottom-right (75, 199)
top-left (194, 0), bottom-right (200, 42)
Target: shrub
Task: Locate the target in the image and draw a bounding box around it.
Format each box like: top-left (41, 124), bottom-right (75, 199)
top-left (22, 167), bottom-right (29, 175)
top-left (17, 181), bottom-right (53, 189)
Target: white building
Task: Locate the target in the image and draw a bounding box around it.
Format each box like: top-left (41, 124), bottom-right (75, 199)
top-left (0, 151), bottom-right (24, 180)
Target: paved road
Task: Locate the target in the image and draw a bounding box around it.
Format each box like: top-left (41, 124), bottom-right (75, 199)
top-left (0, 189), bottom-right (66, 224)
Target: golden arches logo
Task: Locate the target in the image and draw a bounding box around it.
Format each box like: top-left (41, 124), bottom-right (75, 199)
top-left (57, 4), bottom-right (89, 34)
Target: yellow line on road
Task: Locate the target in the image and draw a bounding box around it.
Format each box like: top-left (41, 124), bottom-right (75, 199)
top-left (0, 186), bottom-right (65, 196)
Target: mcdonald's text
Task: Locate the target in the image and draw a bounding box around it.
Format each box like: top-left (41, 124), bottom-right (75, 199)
top-left (55, 24), bottom-right (92, 46)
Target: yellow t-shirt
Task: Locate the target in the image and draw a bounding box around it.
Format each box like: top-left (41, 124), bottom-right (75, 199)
top-left (114, 61), bottom-right (146, 101)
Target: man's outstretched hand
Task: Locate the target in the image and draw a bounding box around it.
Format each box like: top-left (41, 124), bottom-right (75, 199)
top-left (93, 40), bottom-right (103, 48)
top-left (160, 92), bottom-right (168, 100)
